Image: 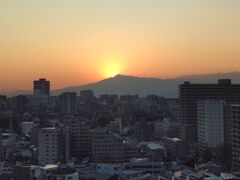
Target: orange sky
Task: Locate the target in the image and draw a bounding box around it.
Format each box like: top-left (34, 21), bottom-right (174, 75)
top-left (0, 0), bottom-right (240, 90)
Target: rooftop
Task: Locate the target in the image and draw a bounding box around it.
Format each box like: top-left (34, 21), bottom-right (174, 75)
top-left (41, 127), bottom-right (56, 131)
top-left (138, 142), bottom-right (166, 150)
top-left (42, 164), bottom-right (58, 170)
top-left (22, 121), bottom-right (34, 124)
top-left (165, 137), bottom-right (183, 142)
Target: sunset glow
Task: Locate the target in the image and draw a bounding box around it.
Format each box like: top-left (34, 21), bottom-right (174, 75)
top-left (0, 0), bottom-right (240, 90)
top-left (103, 63), bottom-right (122, 78)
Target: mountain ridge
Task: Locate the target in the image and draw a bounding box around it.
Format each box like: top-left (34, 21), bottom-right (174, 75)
top-left (1, 71), bottom-right (240, 97)
top-left (53, 71), bottom-right (240, 98)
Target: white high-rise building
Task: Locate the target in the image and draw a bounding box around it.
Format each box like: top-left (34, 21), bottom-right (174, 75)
top-left (197, 100), bottom-right (225, 155)
top-left (38, 127), bottom-right (65, 164)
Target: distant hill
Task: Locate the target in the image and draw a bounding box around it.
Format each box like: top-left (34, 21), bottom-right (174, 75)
top-left (2, 71), bottom-right (240, 97)
top-left (53, 71), bottom-right (240, 98)
top-left (0, 89), bottom-right (32, 97)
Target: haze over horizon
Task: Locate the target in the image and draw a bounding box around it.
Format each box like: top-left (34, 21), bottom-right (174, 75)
top-left (1, 0), bottom-right (240, 90)
top-left (1, 71), bottom-right (240, 96)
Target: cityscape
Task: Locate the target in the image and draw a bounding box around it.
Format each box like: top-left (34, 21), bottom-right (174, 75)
top-left (1, 77), bottom-right (240, 179)
top-left (1, 1), bottom-right (240, 180)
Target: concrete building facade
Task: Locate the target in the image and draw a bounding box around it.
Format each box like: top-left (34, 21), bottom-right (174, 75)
top-left (231, 105), bottom-right (240, 170)
top-left (179, 79), bottom-right (240, 143)
top-left (197, 100), bottom-right (225, 158)
top-left (38, 127), bottom-right (65, 164)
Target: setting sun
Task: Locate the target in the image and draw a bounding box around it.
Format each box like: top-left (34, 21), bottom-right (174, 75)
top-left (1, 1), bottom-right (240, 90)
top-left (103, 63), bottom-right (122, 78)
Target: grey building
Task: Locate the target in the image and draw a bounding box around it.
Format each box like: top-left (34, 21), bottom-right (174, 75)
top-left (231, 105), bottom-right (240, 170)
top-left (38, 127), bottom-right (66, 164)
top-left (92, 128), bottom-right (125, 163)
top-left (197, 100), bottom-right (225, 159)
top-left (163, 137), bottom-right (187, 160)
top-left (59, 92), bottom-right (77, 115)
top-left (179, 79), bottom-right (240, 143)
top-left (69, 120), bottom-right (92, 162)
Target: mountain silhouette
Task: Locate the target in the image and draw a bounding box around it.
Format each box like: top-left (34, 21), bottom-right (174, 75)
top-left (53, 71), bottom-right (240, 97)
top-left (2, 71), bottom-right (240, 97)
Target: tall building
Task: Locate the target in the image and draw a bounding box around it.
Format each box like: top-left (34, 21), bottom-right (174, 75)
top-left (106, 117), bottom-right (123, 134)
top-left (179, 79), bottom-right (240, 143)
top-left (80, 90), bottom-right (95, 104)
top-left (197, 100), bottom-right (225, 158)
top-left (92, 128), bottom-right (125, 163)
top-left (69, 120), bottom-right (92, 162)
top-left (0, 129), bottom-right (2, 160)
top-left (231, 105), bottom-right (240, 170)
top-left (59, 92), bottom-right (77, 115)
top-left (0, 95), bottom-right (7, 110)
top-left (38, 127), bottom-right (66, 164)
top-left (33, 78), bottom-right (50, 96)
top-left (32, 78), bottom-right (50, 105)
top-left (8, 95), bottom-right (28, 112)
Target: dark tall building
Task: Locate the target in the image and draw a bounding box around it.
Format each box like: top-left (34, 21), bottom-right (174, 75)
top-left (0, 95), bottom-right (7, 110)
top-left (0, 128), bottom-right (2, 160)
top-left (8, 95), bottom-right (28, 112)
top-left (92, 128), bottom-right (125, 163)
top-left (69, 120), bottom-right (92, 162)
top-left (33, 78), bottom-right (50, 96)
top-left (231, 105), bottom-right (240, 170)
top-left (59, 92), bottom-right (77, 115)
top-left (179, 79), bottom-right (240, 143)
top-left (80, 90), bottom-right (94, 98)
top-left (80, 90), bottom-right (95, 104)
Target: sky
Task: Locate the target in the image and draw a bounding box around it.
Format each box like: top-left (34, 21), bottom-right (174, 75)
top-left (0, 0), bottom-right (240, 90)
